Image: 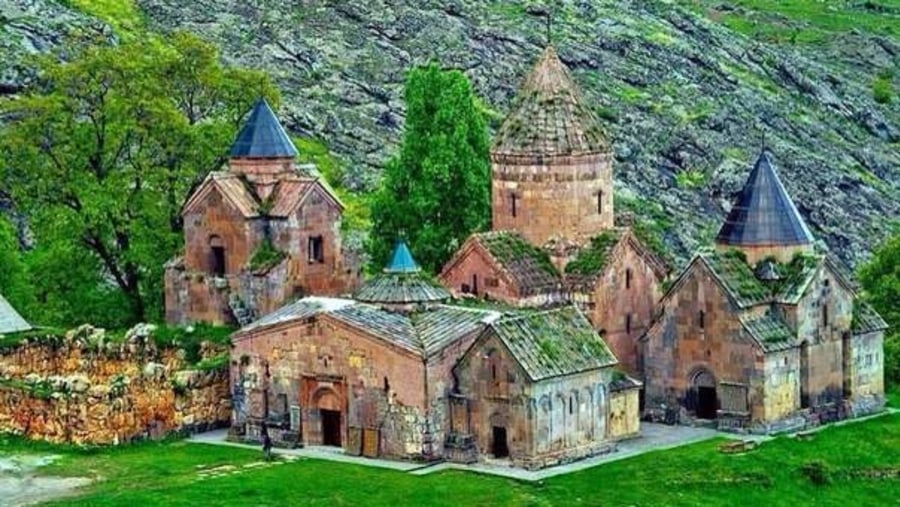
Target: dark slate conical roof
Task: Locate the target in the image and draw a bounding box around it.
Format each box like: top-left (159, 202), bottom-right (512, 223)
top-left (354, 241), bottom-right (450, 305)
top-left (229, 98), bottom-right (298, 158)
top-left (492, 46), bottom-right (609, 157)
top-left (716, 150), bottom-right (814, 247)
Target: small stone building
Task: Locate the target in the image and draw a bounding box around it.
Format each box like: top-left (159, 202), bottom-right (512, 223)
top-left (642, 150), bottom-right (887, 432)
top-left (0, 293), bottom-right (30, 334)
top-left (230, 242), bottom-right (639, 467)
top-left (165, 99), bottom-right (359, 325)
top-left (440, 231), bottom-right (566, 307)
top-left (451, 307), bottom-right (640, 469)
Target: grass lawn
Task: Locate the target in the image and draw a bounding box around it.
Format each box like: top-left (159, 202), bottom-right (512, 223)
top-left (0, 407), bottom-right (896, 506)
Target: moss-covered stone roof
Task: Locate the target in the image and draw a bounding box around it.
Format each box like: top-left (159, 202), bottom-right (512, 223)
top-left (353, 274), bottom-right (451, 305)
top-left (492, 46), bottom-right (610, 157)
top-left (489, 306), bottom-right (616, 381)
top-left (852, 301), bottom-right (889, 335)
top-left (564, 230), bottom-right (623, 276)
top-left (697, 250), bottom-right (824, 308)
top-left (740, 312), bottom-right (795, 352)
top-left (475, 231), bottom-right (561, 295)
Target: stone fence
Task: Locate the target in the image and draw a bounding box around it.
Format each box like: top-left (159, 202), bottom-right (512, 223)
top-left (0, 324), bottom-right (231, 445)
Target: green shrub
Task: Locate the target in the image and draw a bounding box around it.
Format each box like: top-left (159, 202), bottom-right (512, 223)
top-left (800, 461), bottom-right (832, 486)
top-left (873, 73), bottom-right (893, 104)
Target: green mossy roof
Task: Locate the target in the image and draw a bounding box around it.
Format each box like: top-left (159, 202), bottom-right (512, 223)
top-left (490, 306), bottom-right (616, 381)
top-left (492, 46), bottom-right (610, 157)
top-left (852, 301), bottom-right (889, 335)
top-left (564, 230), bottom-right (623, 276)
top-left (476, 231), bottom-right (561, 294)
top-left (698, 250), bottom-right (823, 308)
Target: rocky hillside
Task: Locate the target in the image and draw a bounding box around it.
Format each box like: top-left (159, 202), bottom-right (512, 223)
top-left (3, 0), bottom-right (899, 267)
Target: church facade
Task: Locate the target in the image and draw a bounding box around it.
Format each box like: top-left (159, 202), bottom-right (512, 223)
top-left (641, 151), bottom-right (887, 432)
top-left (164, 99), bottom-right (360, 326)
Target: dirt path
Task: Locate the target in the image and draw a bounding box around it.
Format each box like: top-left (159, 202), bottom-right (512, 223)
top-left (0, 455), bottom-right (92, 506)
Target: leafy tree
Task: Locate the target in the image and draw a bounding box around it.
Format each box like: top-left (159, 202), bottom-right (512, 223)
top-left (858, 228), bottom-right (900, 386)
top-left (0, 216), bottom-right (33, 313)
top-left (0, 32), bottom-right (277, 325)
top-left (369, 63), bottom-right (490, 273)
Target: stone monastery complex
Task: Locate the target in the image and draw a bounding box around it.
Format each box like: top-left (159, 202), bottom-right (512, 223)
top-left (163, 45), bottom-right (887, 469)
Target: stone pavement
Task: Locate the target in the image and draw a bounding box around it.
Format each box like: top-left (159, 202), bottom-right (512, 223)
top-left (188, 423), bottom-right (723, 481)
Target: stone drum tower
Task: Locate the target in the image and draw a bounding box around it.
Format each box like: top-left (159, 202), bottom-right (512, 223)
top-left (491, 46), bottom-right (613, 248)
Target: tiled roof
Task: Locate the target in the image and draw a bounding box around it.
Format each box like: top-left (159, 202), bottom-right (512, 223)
top-left (267, 179), bottom-right (315, 217)
top-left (492, 46), bottom-right (609, 157)
top-left (489, 306), bottom-right (616, 381)
top-left (0, 294), bottom-right (30, 334)
top-left (237, 297), bottom-right (354, 334)
top-left (328, 304), bottom-right (419, 354)
top-left (353, 275), bottom-right (451, 305)
top-left (182, 172), bottom-right (260, 218)
top-left (475, 231), bottom-right (561, 295)
top-left (413, 305), bottom-right (501, 357)
top-left (852, 301), bottom-right (889, 335)
top-left (716, 150), bottom-right (814, 248)
top-left (355, 241), bottom-right (451, 305)
top-left (239, 297), bottom-right (499, 358)
top-left (230, 98), bottom-right (298, 158)
top-left (740, 312), bottom-right (795, 352)
top-left (698, 251), bottom-right (770, 307)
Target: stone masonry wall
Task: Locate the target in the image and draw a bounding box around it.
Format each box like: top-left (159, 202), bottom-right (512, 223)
top-left (491, 152), bottom-right (613, 247)
top-left (0, 326), bottom-right (231, 445)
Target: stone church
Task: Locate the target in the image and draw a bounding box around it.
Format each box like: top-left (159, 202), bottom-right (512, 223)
top-left (440, 46), bottom-right (668, 376)
top-left (164, 99), bottom-right (360, 326)
top-left (641, 150), bottom-right (887, 432)
top-left (230, 241), bottom-right (639, 469)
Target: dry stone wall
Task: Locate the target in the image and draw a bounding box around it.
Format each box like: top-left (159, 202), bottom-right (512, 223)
top-left (0, 325), bottom-right (231, 445)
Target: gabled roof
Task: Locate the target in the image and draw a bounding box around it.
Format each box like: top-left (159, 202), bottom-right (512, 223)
top-left (182, 172), bottom-right (339, 219)
top-left (492, 46), bottom-right (609, 157)
top-left (716, 150), bottom-right (814, 248)
top-left (0, 294), bottom-right (30, 334)
top-left (182, 172), bottom-right (261, 218)
top-left (739, 311), bottom-right (796, 352)
top-left (445, 231), bottom-right (562, 296)
top-left (852, 301), bottom-right (889, 335)
top-left (354, 241), bottom-right (451, 305)
top-left (234, 297), bottom-right (500, 359)
top-left (487, 306), bottom-right (616, 382)
top-left (565, 229), bottom-right (668, 291)
top-left (229, 98), bottom-right (298, 159)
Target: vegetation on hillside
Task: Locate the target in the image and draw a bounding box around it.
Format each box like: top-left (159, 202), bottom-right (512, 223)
top-left (0, 33), bottom-right (276, 327)
top-left (368, 63), bottom-right (491, 273)
top-left (858, 228), bottom-right (900, 387)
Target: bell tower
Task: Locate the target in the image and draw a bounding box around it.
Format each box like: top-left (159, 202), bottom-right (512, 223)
top-left (490, 46), bottom-right (613, 248)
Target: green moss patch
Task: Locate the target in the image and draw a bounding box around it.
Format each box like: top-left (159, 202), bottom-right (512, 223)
top-left (565, 231), bottom-right (621, 276)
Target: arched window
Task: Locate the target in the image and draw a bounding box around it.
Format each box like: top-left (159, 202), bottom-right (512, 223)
top-left (209, 235), bottom-right (226, 276)
top-left (699, 310), bottom-right (706, 330)
top-left (625, 269), bottom-right (633, 290)
top-left (822, 303), bottom-right (829, 327)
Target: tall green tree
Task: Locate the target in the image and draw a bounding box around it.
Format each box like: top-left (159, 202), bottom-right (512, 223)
top-left (0, 32), bottom-right (277, 326)
top-left (0, 216), bottom-right (33, 312)
top-left (369, 63), bottom-right (490, 273)
top-left (858, 228), bottom-right (900, 386)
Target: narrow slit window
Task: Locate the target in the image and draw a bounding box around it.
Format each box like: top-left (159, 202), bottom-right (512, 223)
top-left (626, 313), bottom-right (632, 335)
top-left (626, 269), bottom-right (633, 290)
top-left (511, 193), bottom-right (518, 218)
top-left (308, 236), bottom-right (324, 264)
top-left (699, 310), bottom-right (706, 330)
top-left (597, 191), bottom-right (603, 215)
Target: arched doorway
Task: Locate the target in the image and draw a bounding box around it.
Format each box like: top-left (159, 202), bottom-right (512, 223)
top-left (315, 389), bottom-right (342, 447)
top-left (489, 412), bottom-right (509, 458)
top-left (691, 369), bottom-right (718, 419)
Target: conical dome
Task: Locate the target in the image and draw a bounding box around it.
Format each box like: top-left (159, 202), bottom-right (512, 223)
top-left (229, 98), bottom-right (298, 159)
top-left (354, 241), bottom-right (450, 305)
top-left (492, 46), bottom-right (609, 157)
top-left (716, 150), bottom-right (814, 248)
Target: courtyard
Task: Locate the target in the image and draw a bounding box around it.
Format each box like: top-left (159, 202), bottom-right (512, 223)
top-left (1, 396), bottom-right (897, 506)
